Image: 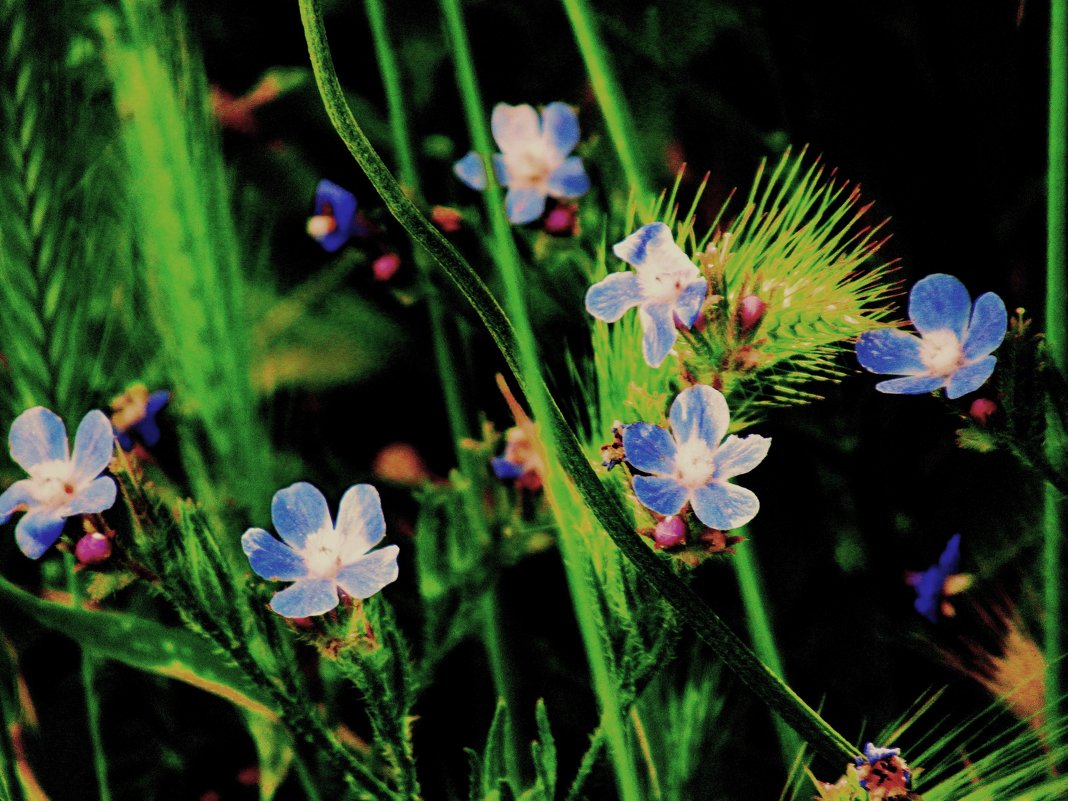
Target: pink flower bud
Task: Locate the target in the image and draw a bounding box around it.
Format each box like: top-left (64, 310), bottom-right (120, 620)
top-left (372, 253), bottom-right (402, 282)
top-left (544, 203), bottom-right (579, 237)
top-left (431, 206), bottom-right (463, 233)
top-left (738, 295), bottom-right (767, 334)
top-left (653, 516), bottom-right (687, 549)
top-left (969, 398), bottom-right (997, 427)
top-left (75, 532), bottom-right (112, 565)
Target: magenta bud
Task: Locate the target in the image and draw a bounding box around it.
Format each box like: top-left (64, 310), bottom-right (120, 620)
top-left (969, 398), bottom-right (997, 427)
top-left (75, 532), bottom-right (112, 565)
top-left (372, 253), bottom-right (401, 282)
top-left (544, 204), bottom-right (578, 237)
top-left (653, 516), bottom-right (687, 549)
top-left (738, 295), bottom-right (767, 334)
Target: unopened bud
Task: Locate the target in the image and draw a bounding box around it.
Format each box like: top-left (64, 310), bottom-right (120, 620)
top-left (372, 253), bottom-right (402, 282)
top-left (738, 295), bottom-right (767, 334)
top-left (544, 203), bottom-right (579, 237)
top-left (969, 398), bottom-right (998, 427)
top-left (75, 532), bottom-right (112, 565)
top-left (431, 206), bottom-right (463, 233)
top-left (653, 516), bottom-right (687, 549)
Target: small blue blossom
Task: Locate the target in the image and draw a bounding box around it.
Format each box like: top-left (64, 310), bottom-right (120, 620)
top-left (242, 482), bottom-right (400, 618)
top-left (111, 384), bottom-right (170, 451)
top-left (622, 385), bottom-right (770, 530)
top-left (907, 533), bottom-right (972, 623)
top-left (0, 407), bottom-right (117, 559)
top-left (307, 179), bottom-right (359, 253)
top-left (585, 222), bottom-right (709, 367)
top-left (490, 427), bottom-right (542, 491)
top-left (453, 102), bottom-right (590, 225)
top-left (856, 273), bottom-right (1007, 399)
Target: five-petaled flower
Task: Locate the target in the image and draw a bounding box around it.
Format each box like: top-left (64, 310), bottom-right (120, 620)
top-left (586, 222), bottom-right (708, 367)
top-left (906, 533), bottom-right (972, 623)
top-left (306, 179), bottom-right (360, 253)
top-left (853, 743), bottom-right (913, 799)
top-left (856, 273), bottom-right (1007, 399)
top-left (0, 407), bottom-right (117, 559)
top-left (111, 384), bottom-right (170, 451)
top-left (622, 385), bottom-right (769, 530)
top-left (242, 482), bottom-right (400, 618)
top-left (453, 102), bottom-right (590, 225)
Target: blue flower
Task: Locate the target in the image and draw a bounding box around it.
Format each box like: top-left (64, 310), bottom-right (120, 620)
top-left (907, 533), bottom-right (972, 623)
top-left (856, 273), bottom-right (1007, 399)
top-left (453, 102), bottom-right (590, 225)
top-left (111, 385), bottom-right (170, 451)
top-left (622, 385), bottom-right (770, 530)
top-left (585, 223), bottom-right (709, 367)
top-left (242, 482), bottom-right (400, 618)
top-left (0, 407), bottom-right (117, 559)
top-left (307, 179), bottom-right (359, 253)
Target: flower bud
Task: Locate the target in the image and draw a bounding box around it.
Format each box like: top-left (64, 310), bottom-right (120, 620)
top-left (738, 294), bottom-right (767, 334)
top-left (544, 203), bottom-right (579, 237)
top-left (652, 516), bottom-right (687, 549)
top-left (372, 253), bottom-right (401, 282)
top-left (75, 532), bottom-right (112, 565)
top-left (431, 206), bottom-right (463, 233)
top-left (969, 397), bottom-right (997, 427)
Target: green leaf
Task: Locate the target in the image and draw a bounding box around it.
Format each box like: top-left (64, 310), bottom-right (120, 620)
top-left (241, 709), bottom-right (293, 801)
top-left (531, 700), bottom-right (557, 801)
top-left (0, 574), bottom-right (277, 719)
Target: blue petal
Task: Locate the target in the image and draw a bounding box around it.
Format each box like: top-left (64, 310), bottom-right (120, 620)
top-left (71, 410), bottom-right (115, 485)
top-left (612, 223), bottom-right (694, 275)
top-left (546, 157), bottom-right (590, 199)
top-left (313, 179), bottom-right (358, 253)
top-left (335, 484), bottom-right (386, 557)
top-left (61, 476), bottom-right (117, 517)
top-left (908, 273), bottom-right (972, 339)
top-left (269, 578), bottom-right (338, 618)
top-left (146, 390), bottom-right (171, 416)
top-left (9, 407), bottom-right (68, 472)
top-left (874, 375), bottom-right (947, 395)
top-left (453, 151), bottom-right (487, 191)
top-left (585, 272), bottom-right (642, 323)
top-left (963, 292), bottom-right (1008, 360)
top-left (0, 479), bottom-right (34, 523)
top-left (336, 545), bottom-right (400, 599)
top-left (669, 385), bottom-right (730, 449)
top-left (674, 280), bottom-right (707, 328)
top-left (639, 303), bottom-right (678, 367)
top-left (621, 423), bottom-right (677, 475)
top-left (939, 533), bottom-right (962, 573)
top-left (271, 482), bottom-right (332, 550)
top-left (491, 457), bottom-right (524, 480)
top-left (116, 430), bottom-right (135, 452)
top-left (541, 102), bottom-right (580, 157)
top-left (242, 528), bottom-right (309, 581)
top-left (15, 512), bottom-right (66, 560)
top-left (713, 435), bottom-right (771, 480)
top-left (492, 154), bottom-right (508, 184)
top-left (133, 417), bottom-right (161, 448)
top-left (632, 475), bottom-right (688, 516)
top-left (855, 329), bottom-right (925, 375)
top-left (913, 578), bottom-right (941, 624)
top-left (491, 103), bottom-right (540, 153)
top-left (945, 355), bottom-right (996, 399)
top-left (690, 482), bottom-right (759, 530)
top-left (505, 188), bottom-right (547, 224)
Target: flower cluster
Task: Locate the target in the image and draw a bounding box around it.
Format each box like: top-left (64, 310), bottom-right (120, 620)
top-left (856, 274), bottom-right (1006, 399)
top-left (853, 743), bottom-right (914, 799)
top-left (242, 482), bottom-right (400, 618)
top-left (0, 407), bottom-right (117, 559)
top-left (454, 102), bottom-right (590, 225)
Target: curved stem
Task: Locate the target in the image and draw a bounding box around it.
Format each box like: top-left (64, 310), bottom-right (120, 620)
top-left (297, 0), bottom-right (857, 765)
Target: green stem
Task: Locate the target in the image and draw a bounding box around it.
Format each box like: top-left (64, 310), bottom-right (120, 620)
top-left (436, 0), bottom-right (645, 797)
top-left (64, 553), bottom-right (110, 801)
top-left (1045, 0), bottom-right (1067, 755)
top-left (559, 0), bottom-right (650, 200)
top-left (297, 0), bottom-right (857, 765)
top-left (733, 537), bottom-right (804, 766)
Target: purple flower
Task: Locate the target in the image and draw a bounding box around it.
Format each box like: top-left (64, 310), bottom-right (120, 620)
top-left (453, 102), bottom-right (590, 225)
top-left (307, 179), bottom-right (359, 253)
top-left (586, 223), bottom-right (708, 367)
top-left (856, 273), bottom-right (1007, 399)
top-left (241, 482), bottom-right (399, 618)
top-left (0, 407), bottom-right (117, 559)
top-left (622, 385), bottom-right (770, 530)
top-left (907, 533), bottom-right (972, 623)
top-left (111, 385), bottom-right (170, 451)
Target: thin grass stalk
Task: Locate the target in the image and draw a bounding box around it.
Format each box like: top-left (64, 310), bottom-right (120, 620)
top-left (1044, 0), bottom-right (1068, 756)
top-left (297, 0), bottom-right (858, 764)
top-left (733, 537), bottom-right (804, 766)
top-left (435, 0), bottom-right (645, 796)
top-left (558, 0), bottom-right (650, 200)
top-left (64, 553), bottom-right (110, 801)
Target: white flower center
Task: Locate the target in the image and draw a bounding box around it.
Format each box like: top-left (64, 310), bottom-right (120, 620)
top-left (673, 438), bottom-right (717, 489)
top-left (919, 329), bottom-right (964, 376)
top-left (300, 527), bottom-right (344, 579)
top-left (28, 460), bottom-right (78, 507)
top-left (638, 268), bottom-right (689, 305)
top-left (503, 143), bottom-right (558, 191)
